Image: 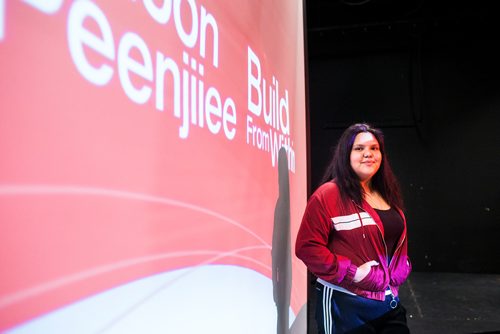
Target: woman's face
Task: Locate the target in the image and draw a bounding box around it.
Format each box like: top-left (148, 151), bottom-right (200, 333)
top-left (350, 132), bottom-right (382, 182)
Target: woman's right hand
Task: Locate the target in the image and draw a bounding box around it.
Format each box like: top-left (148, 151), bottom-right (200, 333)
top-left (353, 260), bottom-right (379, 283)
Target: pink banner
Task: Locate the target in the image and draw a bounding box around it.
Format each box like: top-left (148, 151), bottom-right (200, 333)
top-left (0, 0), bottom-right (307, 331)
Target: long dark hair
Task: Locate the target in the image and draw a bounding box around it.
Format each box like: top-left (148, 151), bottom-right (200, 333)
top-left (321, 123), bottom-right (404, 209)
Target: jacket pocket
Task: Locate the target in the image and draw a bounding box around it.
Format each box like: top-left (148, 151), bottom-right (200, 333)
top-left (355, 265), bottom-right (387, 292)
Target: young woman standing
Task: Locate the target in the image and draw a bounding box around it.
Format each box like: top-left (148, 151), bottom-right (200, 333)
top-left (296, 123), bottom-right (411, 333)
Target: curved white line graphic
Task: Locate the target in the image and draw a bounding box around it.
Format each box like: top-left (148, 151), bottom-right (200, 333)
top-left (0, 184), bottom-right (279, 310)
top-left (0, 245), bottom-right (272, 309)
top-left (0, 184), bottom-right (270, 246)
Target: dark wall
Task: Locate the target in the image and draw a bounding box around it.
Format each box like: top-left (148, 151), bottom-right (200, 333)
top-left (307, 21), bottom-right (500, 274)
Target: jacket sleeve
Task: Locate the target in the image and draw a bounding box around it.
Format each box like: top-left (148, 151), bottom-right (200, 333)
top-left (295, 195), bottom-right (357, 284)
top-left (354, 264), bottom-right (388, 292)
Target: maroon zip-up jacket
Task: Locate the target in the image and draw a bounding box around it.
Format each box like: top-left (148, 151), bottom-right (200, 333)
top-left (295, 181), bottom-right (411, 301)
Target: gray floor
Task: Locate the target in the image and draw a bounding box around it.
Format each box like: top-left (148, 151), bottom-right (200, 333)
top-left (398, 272), bottom-right (500, 334)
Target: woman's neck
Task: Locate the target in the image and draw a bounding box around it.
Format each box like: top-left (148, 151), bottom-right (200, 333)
top-left (361, 181), bottom-right (390, 210)
top-left (360, 180), bottom-right (372, 194)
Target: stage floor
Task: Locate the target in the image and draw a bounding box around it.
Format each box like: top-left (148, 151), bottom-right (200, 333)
top-left (398, 272), bottom-right (500, 334)
top-left (306, 271), bottom-right (500, 334)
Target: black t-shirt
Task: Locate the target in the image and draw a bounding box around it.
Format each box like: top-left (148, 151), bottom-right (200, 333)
top-left (374, 207), bottom-right (404, 259)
